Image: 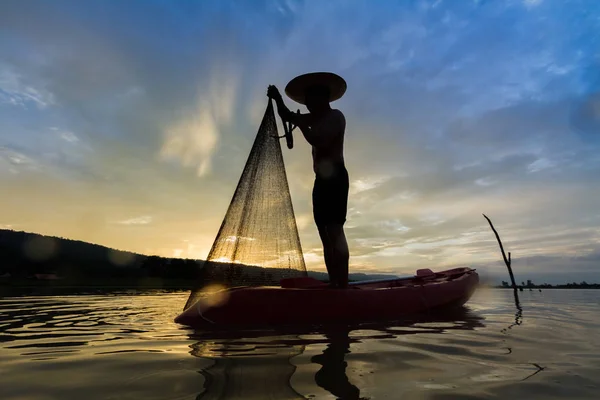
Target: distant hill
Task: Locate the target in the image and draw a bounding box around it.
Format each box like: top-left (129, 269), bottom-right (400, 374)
top-left (0, 229), bottom-right (398, 288)
top-left (0, 229), bottom-right (148, 267)
top-left (0, 229), bottom-right (201, 282)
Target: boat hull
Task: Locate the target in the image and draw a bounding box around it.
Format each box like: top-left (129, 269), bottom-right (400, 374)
top-left (175, 267), bottom-right (479, 329)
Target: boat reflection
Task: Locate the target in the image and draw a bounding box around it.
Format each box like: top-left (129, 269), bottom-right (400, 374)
top-left (187, 306), bottom-right (485, 399)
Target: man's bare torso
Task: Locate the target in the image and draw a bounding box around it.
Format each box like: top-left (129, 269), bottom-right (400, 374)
top-left (309, 109), bottom-right (346, 179)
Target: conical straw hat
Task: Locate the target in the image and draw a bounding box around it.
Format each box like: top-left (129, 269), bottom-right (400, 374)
top-left (285, 72), bottom-right (347, 105)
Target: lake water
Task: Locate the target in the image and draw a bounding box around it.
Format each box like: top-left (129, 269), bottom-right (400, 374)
top-left (1, 289), bottom-right (599, 399)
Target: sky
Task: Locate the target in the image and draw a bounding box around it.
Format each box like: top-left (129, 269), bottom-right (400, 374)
top-left (1, 0), bottom-right (599, 284)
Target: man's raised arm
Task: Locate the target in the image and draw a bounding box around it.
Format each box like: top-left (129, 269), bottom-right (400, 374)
top-left (268, 85), bottom-right (313, 134)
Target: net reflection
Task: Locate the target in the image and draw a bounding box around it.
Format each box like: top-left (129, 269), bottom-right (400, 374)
top-left (186, 306), bottom-right (485, 399)
top-left (189, 332), bottom-right (306, 399)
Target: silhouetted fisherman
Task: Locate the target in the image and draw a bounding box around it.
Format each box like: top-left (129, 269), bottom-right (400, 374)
top-left (268, 72), bottom-right (350, 288)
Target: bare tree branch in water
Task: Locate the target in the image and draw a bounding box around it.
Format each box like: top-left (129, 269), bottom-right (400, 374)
top-left (482, 214), bottom-right (519, 290)
top-left (483, 214), bottom-right (523, 333)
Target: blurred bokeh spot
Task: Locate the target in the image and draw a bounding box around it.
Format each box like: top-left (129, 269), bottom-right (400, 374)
top-left (23, 236), bottom-right (58, 261)
top-left (107, 249), bottom-right (136, 266)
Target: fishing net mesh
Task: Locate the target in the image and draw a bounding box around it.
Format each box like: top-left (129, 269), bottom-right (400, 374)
top-left (184, 100), bottom-right (307, 310)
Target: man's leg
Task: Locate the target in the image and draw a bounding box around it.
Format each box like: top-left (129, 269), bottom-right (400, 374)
top-left (317, 224), bottom-right (338, 286)
top-left (325, 223), bottom-right (349, 288)
top-left (313, 169), bottom-right (349, 287)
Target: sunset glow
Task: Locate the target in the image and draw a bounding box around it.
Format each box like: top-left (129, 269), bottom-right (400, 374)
top-left (1, 0), bottom-right (599, 283)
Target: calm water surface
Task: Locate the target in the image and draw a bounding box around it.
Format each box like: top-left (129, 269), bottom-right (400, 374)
top-left (1, 289), bottom-right (599, 399)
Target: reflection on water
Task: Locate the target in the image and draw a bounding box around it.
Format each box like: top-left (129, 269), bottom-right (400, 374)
top-left (187, 307), bottom-right (484, 400)
top-left (501, 288), bottom-right (523, 335)
top-left (1, 290), bottom-right (599, 399)
top-left (192, 334), bottom-right (305, 399)
top-left (312, 330), bottom-right (361, 399)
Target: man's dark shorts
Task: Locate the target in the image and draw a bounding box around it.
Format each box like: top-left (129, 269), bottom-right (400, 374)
top-left (312, 165), bottom-right (349, 226)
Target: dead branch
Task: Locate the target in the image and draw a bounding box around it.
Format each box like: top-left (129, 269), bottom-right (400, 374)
top-left (483, 214), bottom-right (519, 290)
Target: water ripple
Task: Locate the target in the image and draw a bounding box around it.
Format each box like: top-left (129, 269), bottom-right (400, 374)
top-left (0, 290), bottom-right (598, 399)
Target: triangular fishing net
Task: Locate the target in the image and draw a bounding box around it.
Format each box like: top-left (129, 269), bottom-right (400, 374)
top-left (184, 99), bottom-right (307, 310)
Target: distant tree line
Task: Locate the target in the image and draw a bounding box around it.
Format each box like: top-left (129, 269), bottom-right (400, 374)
top-left (139, 256), bottom-right (203, 279)
top-left (500, 279), bottom-right (600, 289)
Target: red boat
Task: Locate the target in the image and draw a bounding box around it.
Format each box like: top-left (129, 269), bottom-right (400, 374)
top-left (174, 267), bottom-right (479, 329)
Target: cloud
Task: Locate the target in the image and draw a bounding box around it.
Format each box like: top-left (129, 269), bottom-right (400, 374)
top-left (1, 0), bottom-right (599, 282)
top-left (0, 63), bottom-right (55, 108)
top-left (571, 92), bottom-right (600, 137)
top-left (57, 130), bottom-right (79, 143)
top-left (523, 0), bottom-right (544, 9)
top-left (160, 104), bottom-right (220, 177)
top-left (115, 216), bottom-right (153, 226)
top-left (0, 146), bottom-right (40, 174)
top-left (159, 51), bottom-right (241, 177)
top-left (473, 246), bottom-right (600, 285)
